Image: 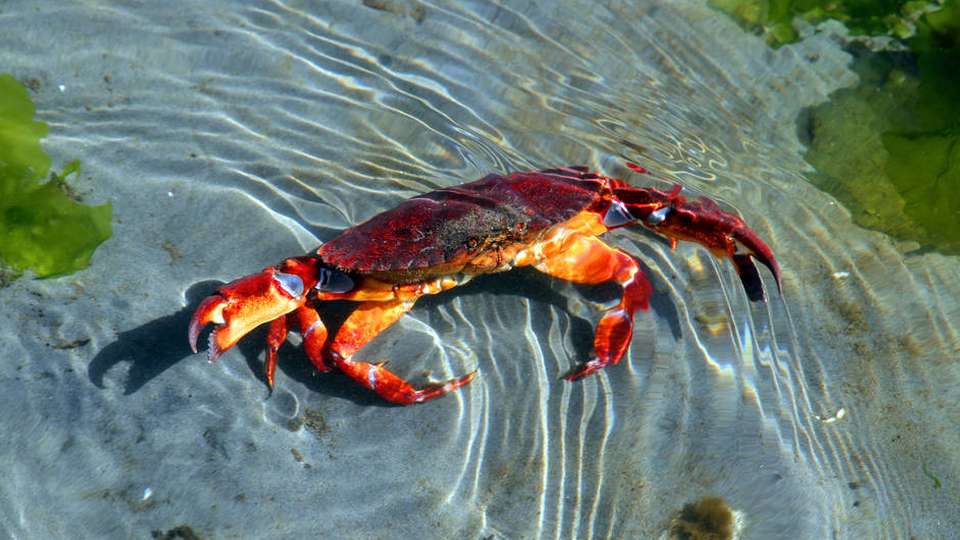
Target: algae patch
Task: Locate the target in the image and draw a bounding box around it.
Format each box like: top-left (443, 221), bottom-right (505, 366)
top-left (711, 1), bottom-right (960, 254)
top-left (803, 3), bottom-right (960, 253)
top-left (0, 74), bottom-right (112, 278)
top-left (708, 0), bottom-right (937, 47)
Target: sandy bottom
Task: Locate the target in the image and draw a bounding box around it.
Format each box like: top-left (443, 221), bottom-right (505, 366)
top-left (0, 1), bottom-right (957, 538)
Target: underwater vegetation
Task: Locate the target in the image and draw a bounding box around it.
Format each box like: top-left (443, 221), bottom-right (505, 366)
top-left (711, 0), bottom-right (960, 254)
top-left (0, 74), bottom-right (112, 281)
top-left (709, 0), bottom-right (943, 47)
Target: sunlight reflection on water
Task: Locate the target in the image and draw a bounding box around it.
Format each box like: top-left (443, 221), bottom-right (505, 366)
top-left (0, 1), bottom-right (958, 539)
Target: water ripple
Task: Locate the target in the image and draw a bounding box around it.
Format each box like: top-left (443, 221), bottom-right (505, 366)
top-left (1, 0), bottom-right (957, 538)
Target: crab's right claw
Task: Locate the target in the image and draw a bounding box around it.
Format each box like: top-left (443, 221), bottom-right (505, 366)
top-left (188, 258), bottom-right (318, 362)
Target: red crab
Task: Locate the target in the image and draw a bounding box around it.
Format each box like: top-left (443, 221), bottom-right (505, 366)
top-left (189, 166), bottom-right (780, 405)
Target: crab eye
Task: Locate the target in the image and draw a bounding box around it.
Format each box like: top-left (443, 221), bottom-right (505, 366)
top-left (647, 206), bottom-right (671, 226)
top-left (603, 200), bottom-right (634, 228)
top-left (315, 267), bottom-right (354, 293)
top-left (273, 271), bottom-right (305, 298)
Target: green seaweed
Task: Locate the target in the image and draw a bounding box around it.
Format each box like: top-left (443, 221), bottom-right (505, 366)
top-left (0, 74), bottom-right (112, 278)
top-left (708, 0), bottom-right (933, 47)
top-left (804, 3), bottom-right (960, 253)
top-left (712, 1), bottom-right (960, 254)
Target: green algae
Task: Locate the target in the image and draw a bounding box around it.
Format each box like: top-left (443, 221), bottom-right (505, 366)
top-left (712, 1), bottom-right (960, 254)
top-left (804, 3), bottom-right (960, 253)
top-left (708, 0), bottom-right (935, 47)
top-left (0, 74), bottom-right (112, 279)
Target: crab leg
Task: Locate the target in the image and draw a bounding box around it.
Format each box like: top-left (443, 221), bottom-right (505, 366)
top-left (295, 305), bottom-right (330, 373)
top-left (264, 315), bottom-right (289, 389)
top-left (533, 234), bottom-right (653, 380)
top-left (262, 305), bottom-right (331, 389)
top-left (327, 297), bottom-right (477, 405)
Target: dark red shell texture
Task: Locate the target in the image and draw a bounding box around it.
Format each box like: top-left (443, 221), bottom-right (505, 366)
top-left (318, 168), bottom-right (608, 275)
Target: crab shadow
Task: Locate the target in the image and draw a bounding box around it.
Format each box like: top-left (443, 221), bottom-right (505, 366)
top-left (87, 267), bottom-right (681, 406)
top-left (86, 280), bottom-right (381, 405)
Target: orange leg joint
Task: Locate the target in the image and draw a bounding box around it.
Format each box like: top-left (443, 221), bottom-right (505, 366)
top-left (532, 234), bottom-right (652, 380)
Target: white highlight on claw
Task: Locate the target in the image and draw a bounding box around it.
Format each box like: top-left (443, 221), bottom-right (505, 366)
top-left (832, 271), bottom-right (850, 280)
top-left (142, 487), bottom-right (153, 502)
top-left (304, 319), bottom-right (323, 338)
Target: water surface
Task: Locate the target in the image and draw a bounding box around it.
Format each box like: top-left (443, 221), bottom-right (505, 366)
top-left (1, 1), bottom-right (957, 538)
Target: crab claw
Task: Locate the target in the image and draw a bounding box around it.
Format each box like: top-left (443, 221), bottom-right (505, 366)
top-left (188, 257), bottom-right (319, 362)
top-left (665, 196), bottom-right (781, 302)
top-left (616, 185), bottom-right (782, 302)
top-left (730, 225), bottom-right (782, 302)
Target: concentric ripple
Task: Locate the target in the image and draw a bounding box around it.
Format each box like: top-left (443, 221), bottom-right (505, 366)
top-left (0, 1), bottom-right (957, 539)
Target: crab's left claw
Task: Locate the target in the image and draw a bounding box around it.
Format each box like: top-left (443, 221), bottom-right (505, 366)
top-left (189, 257), bottom-right (319, 362)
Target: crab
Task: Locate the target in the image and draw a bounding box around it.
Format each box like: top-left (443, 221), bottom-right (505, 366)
top-left (189, 166), bottom-right (781, 405)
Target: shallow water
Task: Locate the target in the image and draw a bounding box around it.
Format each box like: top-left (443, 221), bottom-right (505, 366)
top-left (2, 1), bottom-right (958, 539)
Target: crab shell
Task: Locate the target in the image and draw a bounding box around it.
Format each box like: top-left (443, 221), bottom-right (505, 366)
top-left (317, 168), bottom-right (616, 283)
